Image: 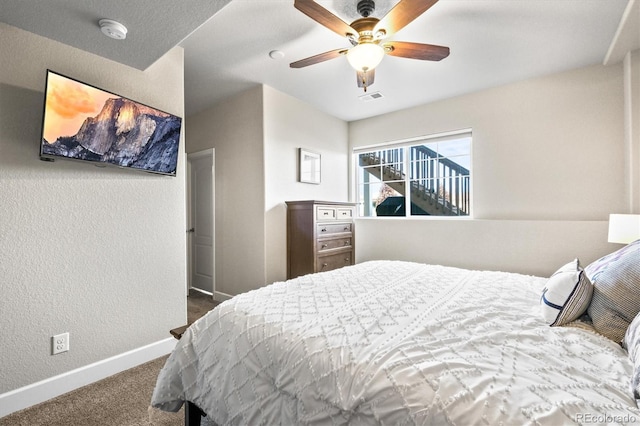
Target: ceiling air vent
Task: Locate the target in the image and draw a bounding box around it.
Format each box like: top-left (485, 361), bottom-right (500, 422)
top-left (358, 91), bottom-right (384, 102)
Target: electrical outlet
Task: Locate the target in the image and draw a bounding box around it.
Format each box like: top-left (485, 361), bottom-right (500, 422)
top-left (52, 332), bottom-right (69, 355)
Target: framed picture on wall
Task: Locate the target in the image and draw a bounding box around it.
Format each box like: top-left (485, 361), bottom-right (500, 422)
top-left (299, 148), bottom-right (321, 184)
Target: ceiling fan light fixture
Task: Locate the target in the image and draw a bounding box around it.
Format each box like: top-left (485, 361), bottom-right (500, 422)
top-left (346, 42), bottom-right (385, 72)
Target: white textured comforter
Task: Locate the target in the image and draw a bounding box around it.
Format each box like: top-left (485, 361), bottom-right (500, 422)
top-left (152, 261), bottom-right (640, 425)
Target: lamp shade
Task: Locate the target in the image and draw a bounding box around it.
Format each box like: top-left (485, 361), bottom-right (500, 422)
top-left (608, 214), bottom-right (640, 244)
top-left (346, 43), bottom-right (385, 72)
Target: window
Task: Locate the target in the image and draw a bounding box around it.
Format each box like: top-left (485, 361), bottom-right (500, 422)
top-left (354, 131), bottom-right (472, 217)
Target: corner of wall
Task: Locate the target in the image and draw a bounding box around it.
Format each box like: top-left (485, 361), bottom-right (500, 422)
top-left (624, 50), bottom-right (640, 213)
top-left (0, 23), bottom-right (187, 404)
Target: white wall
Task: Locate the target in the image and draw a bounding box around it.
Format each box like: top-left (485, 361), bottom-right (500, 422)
top-left (187, 86), bottom-right (349, 294)
top-left (263, 86), bottom-right (349, 284)
top-left (186, 87), bottom-right (266, 296)
top-left (350, 63), bottom-right (628, 276)
top-left (625, 50), bottom-right (640, 212)
top-left (0, 22), bottom-right (186, 399)
top-left (188, 62), bottom-right (632, 289)
top-left (356, 219), bottom-right (614, 277)
top-left (351, 63), bottom-right (625, 220)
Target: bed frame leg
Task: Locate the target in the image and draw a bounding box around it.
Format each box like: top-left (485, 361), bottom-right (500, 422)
top-left (185, 401), bottom-right (204, 426)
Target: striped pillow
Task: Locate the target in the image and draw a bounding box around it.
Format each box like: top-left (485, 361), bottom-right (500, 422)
top-left (540, 259), bottom-right (593, 326)
top-left (586, 239), bottom-right (640, 343)
top-left (623, 311), bottom-right (640, 401)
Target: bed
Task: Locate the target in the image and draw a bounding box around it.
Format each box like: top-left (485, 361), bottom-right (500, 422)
top-left (151, 250), bottom-right (640, 425)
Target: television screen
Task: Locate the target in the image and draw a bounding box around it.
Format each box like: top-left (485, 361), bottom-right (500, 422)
top-left (39, 70), bottom-right (182, 176)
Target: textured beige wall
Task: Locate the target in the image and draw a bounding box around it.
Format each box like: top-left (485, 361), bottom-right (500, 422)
top-left (186, 87), bottom-right (266, 296)
top-left (0, 23), bottom-right (186, 393)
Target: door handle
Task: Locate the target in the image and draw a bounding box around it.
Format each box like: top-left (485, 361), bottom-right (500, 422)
top-left (187, 228), bottom-right (195, 233)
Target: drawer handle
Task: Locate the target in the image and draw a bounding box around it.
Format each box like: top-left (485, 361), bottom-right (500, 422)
top-left (322, 263), bottom-right (328, 268)
top-left (321, 228), bottom-right (327, 232)
top-left (344, 241), bottom-right (350, 246)
top-left (343, 227), bottom-right (349, 231)
top-left (323, 211), bottom-right (329, 216)
top-left (321, 244), bottom-right (328, 249)
top-left (344, 258), bottom-right (350, 262)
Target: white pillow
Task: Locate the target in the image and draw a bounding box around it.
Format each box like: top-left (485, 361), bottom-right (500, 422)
top-left (540, 259), bottom-right (593, 326)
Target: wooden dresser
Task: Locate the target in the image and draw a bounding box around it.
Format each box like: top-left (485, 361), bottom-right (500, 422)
top-left (286, 200), bottom-right (356, 279)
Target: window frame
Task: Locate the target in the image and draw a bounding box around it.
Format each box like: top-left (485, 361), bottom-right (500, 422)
top-left (352, 129), bottom-right (473, 219)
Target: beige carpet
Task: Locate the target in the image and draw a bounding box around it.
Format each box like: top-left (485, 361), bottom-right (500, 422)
top-left (1, 291), bottom-right (218, 426)
top-left (0, 356), bottom-right (182, 426)
top-left (187, 289), bottom-right (218, 324)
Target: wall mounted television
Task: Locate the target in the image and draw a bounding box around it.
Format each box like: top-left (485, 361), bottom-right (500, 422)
top-left (39, 70), bottom-right (182, 176)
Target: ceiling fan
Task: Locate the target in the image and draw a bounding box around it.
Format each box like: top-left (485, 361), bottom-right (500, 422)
top-left (290, 0), bottom-right (450, 92)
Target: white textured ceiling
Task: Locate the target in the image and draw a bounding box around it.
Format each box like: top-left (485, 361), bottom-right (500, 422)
top-left (1, 0), bottom-right (637, 122)
top-left (0, 0), bottom-right (232, 69)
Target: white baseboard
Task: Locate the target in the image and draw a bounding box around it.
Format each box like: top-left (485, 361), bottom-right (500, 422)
top-left (190, 286), bottom-right (232, 303)
top-left (0, 337), bottom-right (177, 418)
top-left (189, 287), bottom-right (213, 296)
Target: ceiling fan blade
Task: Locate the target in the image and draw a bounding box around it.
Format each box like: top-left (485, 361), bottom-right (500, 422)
top-left (374, 0), bottom-right (439, 36)
top-left (294, 0), bottom-right (357, 38)
top-left (384, 41), bottom-right (449, 61)
top-left (357, 69), bottom-right (375, 88)
top-left (290, 48), bottom-right (347, 68)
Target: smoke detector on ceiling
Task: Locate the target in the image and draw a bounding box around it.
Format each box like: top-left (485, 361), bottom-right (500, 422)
top-left (269, 50), bottom-right (285, 60)
top-left (99, 19), bottom-right (128, 40)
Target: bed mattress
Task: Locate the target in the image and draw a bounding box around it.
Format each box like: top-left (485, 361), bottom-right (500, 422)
top-left (152, 261), bottom-right (639, 425)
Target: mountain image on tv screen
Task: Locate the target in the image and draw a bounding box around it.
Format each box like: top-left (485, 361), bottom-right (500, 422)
top-left (40, 71), bottom-right (182, 176)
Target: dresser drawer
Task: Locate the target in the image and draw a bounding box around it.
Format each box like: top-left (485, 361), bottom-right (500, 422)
top-left (336, 208), bottom-right (353, 219)
top-left (316, 206), bottom-right (336, 220)
top-left (317, 236), bottom-right (352, 252)
top-left (317, 251), bottom-right (353, 272)
top-left (318, 223), bottom-right (352, 235)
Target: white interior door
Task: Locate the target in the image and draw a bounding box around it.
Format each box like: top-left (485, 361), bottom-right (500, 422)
top-left (187, 149), bottom-right (215, 297)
